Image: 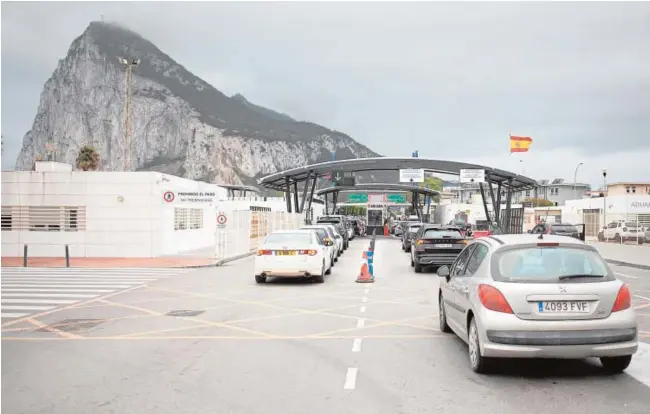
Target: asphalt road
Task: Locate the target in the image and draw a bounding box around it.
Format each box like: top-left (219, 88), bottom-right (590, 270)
top-left (3, 237), bottom-right (650, 414)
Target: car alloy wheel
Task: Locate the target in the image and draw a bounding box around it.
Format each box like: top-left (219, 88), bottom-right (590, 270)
top-left (468, 317), bottom-right (489, 373)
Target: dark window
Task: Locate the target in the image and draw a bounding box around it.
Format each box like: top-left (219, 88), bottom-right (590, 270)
top-left (465, 244), bottom-right (489, 275)
top-left (423, 229), bottom-right (463, 238)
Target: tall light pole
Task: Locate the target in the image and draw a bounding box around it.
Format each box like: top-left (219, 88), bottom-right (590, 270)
top-left (573, 162), bottom-right (584, 200)
top-left (602, 169), bottom-right (608, 228)
top-left (118, 57), bottom-right (140, 171)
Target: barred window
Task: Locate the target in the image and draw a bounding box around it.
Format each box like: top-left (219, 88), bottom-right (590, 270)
top-left (1, 206), bottom-right (86, 231)
top-left (189, 209), bottom-right (203, 229)
top-left (174, 208), bottom-right (188, 230)
top-left (1, 206), bottom-right (12, 231)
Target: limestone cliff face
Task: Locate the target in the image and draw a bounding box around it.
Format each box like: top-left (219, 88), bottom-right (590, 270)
top-left (15, 21), bottom-right (378, 186)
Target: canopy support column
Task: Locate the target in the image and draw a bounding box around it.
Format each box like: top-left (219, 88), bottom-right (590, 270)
top-left (504, 180), bottom-right (513, 233)
top-left (299, 172), bottom-right (312, 214)
top-left (293, 181), bottom-right (300, 213)
top-left (479, 183), bottom-right (491, 225)
top-left (285, 177), bottom-right (292, 213)
top-left (305, 174), bottom-right (317, 224)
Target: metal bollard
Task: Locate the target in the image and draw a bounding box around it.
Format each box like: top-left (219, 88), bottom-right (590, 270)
top-left (65, 244), bottom-right (70, 268)
top-left (23, 244), bottom-right (28, 267)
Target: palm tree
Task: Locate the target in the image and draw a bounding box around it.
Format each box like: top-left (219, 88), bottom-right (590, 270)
top-left (76, 145), bottom-right (100, 171)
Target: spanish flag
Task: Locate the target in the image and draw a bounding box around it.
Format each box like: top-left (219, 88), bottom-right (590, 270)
top-left (510, 135), bottom-right (533, 153)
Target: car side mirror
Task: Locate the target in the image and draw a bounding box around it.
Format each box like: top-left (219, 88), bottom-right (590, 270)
top-left (437, 265), bottom-right (450, 278)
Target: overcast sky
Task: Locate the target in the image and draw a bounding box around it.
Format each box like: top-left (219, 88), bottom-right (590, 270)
top-left (2, 1), bottom-right (649, 189)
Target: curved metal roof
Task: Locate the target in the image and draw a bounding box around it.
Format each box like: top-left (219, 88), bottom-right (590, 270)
top-left (258, 157), bottom-right (537, 191)
top-left (316, 183), bottom-right (440, 197)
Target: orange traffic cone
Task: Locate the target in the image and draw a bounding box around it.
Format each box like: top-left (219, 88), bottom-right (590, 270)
top-left (356, 251), bottom-right (374, 283)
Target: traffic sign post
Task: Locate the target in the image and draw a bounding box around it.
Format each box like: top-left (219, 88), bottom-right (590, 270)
top-left (217, 213), bottom-right (228, 228)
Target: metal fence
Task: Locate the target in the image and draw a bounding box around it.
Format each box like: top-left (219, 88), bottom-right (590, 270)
top-left (214, 210), bottom-right (305, 260)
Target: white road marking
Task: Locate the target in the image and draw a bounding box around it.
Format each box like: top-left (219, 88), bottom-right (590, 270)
top-left (1, 298), bottom-right (79, 305)
top-left (0, 278), bottom-right (155, 283)
top-left (356, 319), bottom-right (365, 328)
top-left (364, 288), bottom-right (370, 294)
top-left (343, 368), bottom-right (358, 390)
top-left (1, 293), bottom-right (98, 299)
top-left (360, 306), bottom-right (367, 313)
top-left (627, 342), bottom-right (650, 388)
top-left (352, 338), bottom-right (363, 352)
top-left (1, 284), bottom-right (133, 289)
top-left (1, 305), bottom-right (55, 311)
top-left (634, 295), bottom-right (650, 301)
top-left (615, 272), bottom-right (640, 279)
top-left (2, 288), bottom-right (114, 293)
top-left (1, 312), bottom-right (29, 318)
top-left (361, 297), bottom-right (368, 303)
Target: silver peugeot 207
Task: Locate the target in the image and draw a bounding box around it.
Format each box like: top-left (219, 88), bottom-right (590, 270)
top-left (437, 234), bottom-right (638, 374)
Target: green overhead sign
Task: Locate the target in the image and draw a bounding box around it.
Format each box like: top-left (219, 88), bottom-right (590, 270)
top-left (387, 194), bottom-right (406, 204)
top-left (348, 193), bottom-right (369, 203)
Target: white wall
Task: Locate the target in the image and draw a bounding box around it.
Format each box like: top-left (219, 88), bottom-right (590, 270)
top-left (2, 170), bottom-right (164, 257)
top-left (2, 168), bottom-right (249, 258)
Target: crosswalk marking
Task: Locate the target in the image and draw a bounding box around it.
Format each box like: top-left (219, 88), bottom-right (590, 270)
top-left (1, 312), bottom-right (29, 318)
top-left (1, 267), bottom-right (189, 321)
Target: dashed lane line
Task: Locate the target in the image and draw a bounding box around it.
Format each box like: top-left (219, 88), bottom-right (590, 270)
top-left (343, 368), bottom-right (358, 390)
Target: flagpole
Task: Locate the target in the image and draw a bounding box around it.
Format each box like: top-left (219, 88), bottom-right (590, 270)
top-left (508, 133), bottom-right (512, 156)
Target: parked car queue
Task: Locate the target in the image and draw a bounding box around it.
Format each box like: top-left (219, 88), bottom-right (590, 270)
top-left (253, 216), bottom-right (366, 284)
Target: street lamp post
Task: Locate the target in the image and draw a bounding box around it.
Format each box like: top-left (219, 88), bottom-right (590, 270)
top-left (602, 169), bottom-right (608, 228)
top-left (573, 162), bottom-right (584, 200)
top-left (118, 57), bottom-right (141, 171)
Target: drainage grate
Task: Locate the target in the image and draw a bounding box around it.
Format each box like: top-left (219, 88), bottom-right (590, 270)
top-left (166, 310), bottom-right (205, 317)
top-left (36, 318), bottom-right (105, 333)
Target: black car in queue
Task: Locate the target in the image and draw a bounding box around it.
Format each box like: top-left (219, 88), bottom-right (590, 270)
top-left (316, 216), bottom-right (349, 250)
top-left (410, 224), bottom-right (470, 273)
top-left (401, 222), bottom-right (424, 252)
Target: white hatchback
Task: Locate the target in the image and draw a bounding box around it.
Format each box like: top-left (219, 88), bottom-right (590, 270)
top-left (254, 230), bottom-right (333, 284)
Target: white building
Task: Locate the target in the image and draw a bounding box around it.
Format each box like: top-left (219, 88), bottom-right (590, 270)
top-left (562, 194), bottom-right (650, 237)
top-left (1, 162), bottom-right (317, 258)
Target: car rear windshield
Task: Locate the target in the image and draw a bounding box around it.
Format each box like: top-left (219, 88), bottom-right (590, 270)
top-left (625, 222), bottom-right (638, 227)
top-left (265, 233), bottom-right (312, 244)
top-left (423, 229), bottom-right (462, 238)
top-left (493, 246), bottom-right (612, 283)
top-left (318, 217), bottom-right (341, 223)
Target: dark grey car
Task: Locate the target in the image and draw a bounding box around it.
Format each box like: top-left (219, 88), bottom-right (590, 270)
top-left (402, 222), bottom-right (423, 252)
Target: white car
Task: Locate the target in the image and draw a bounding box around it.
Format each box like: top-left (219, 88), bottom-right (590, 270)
top-left (254, 229), bottom-right (334, 284)
top-left (301, 224), bottom-right (342, 260)
top-left (299, 225), bottom-right (337, 266)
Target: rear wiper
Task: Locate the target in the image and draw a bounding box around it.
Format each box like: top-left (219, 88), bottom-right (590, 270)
top-left (558, 274), bottom-right (605, 280)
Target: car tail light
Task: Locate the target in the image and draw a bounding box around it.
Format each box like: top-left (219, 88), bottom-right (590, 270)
top-left (478, 284), bottom-right (513, 314)
top-left (415, 240), bottom-right (424, 246)
top-left (257, 250), bottom-right (272, 256)
top-left (299, 249), bottom-right (318, 256)
top-left (537, 242), bottom-right (559, 247)
top-left (612, 284), bottom-right (631, 312)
